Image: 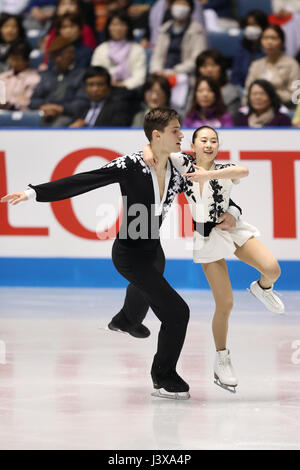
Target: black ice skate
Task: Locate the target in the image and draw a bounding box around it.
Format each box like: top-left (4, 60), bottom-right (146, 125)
top-left (106, 316), bottom-right (150, 339)
top-left (151, 371), bottom-right (190, 400)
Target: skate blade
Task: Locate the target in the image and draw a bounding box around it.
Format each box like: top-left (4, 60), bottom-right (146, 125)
top-left (98, 326), bottom-right (128, 335)
top-left (151, 388), bottom-right (190, 400)
top-left (214, 377), bottom-right (237, 394)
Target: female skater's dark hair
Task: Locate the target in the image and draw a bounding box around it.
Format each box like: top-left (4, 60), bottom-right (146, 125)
top-left (192, 126), bottom-right (219, 143)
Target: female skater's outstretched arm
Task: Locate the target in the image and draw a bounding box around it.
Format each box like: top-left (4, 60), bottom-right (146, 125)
top-left (182, 163), bottom-right (249, 183)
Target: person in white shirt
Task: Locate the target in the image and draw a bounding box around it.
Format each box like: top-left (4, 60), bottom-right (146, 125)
top-left (0, 0), bottom-right (30, 15)
top-left (91, 9), bottom-right (146, 90)
top-left (0, 40), bottom-right (40, 110)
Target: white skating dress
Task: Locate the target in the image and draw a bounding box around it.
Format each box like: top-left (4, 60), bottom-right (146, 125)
top-left (170, 153), bottom-right (260, 263)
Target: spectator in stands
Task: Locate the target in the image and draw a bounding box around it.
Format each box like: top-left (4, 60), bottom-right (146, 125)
top-left (91, 10), bottom-right (146, 90)
top-left (131, 73), bottom-right (171, 127)
top-left (236, 79), bottom-right (291, 127)
top-left (126, 0), bottom-right (155, 47)
top-left (149, 0), bottom-right (206, 111)
top-left (231, 9), bottom-right (269, 88)
top-left (55, 13), bottom-right (94, 67)
top-left (0, 40), bottom-right (40, 110)
top-left (271, 0), bottom-right (300, 16)
top-left (0, 1), bottom-right (30, 15)
top-left (29, 36), bottom-right (87, 126)
top-left (57, 0), bottom-right (80, 15)
top-left (69, 65), bottom-right (135, 127)
top-left (183, 76), bottom-right (234, 127)
top-left (148, 0), bottom-right (206, 47)
top-left (43, 0), bottom-right (97, 65)
top-left (23, 1), bottom-right (57, 32)
top-left (0, 14), bottom-right (26, 72)
top-left (270, 1), bottom-right (300, 58)
top-left (244, 25), bottom-right (300, 107)
top-left (91, 0), bottom-right (109, 43)
top-left (195, 48), bottom-right (240, 118)
top-left (149, 0), bottom-right (206, 77)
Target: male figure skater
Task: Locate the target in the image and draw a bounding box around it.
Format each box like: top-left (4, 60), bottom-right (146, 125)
top-left (1, 108), bottom-right (240, 399)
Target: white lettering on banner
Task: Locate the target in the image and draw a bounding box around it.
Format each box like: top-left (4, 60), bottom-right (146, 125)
top-left (0, 129), bottom-right (299, 259)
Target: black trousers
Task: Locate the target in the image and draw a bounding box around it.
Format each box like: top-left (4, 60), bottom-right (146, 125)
top-left (112, 239), bottom-right (190, 379)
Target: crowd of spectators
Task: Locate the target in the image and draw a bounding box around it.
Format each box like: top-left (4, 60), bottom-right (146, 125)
top-left (0, 0), bottom-right (300, 128)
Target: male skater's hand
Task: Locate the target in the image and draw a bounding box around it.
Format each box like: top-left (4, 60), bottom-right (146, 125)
top-left (217, 212), bottom-right (236, 230)
top-left (143, 145), bottom-right (158, 167)
top-left (1, 192), bottom-right (28, 205)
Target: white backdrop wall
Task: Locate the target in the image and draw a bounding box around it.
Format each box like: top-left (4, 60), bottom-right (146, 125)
top-left (0, 128), bottom-right (299, 288)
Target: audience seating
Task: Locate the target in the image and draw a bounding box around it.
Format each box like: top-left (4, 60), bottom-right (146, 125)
top-left (0, 110), bottom-right (43, 127)
top-left (237, 0), bottom-right (272, 18)
top-left (207, 30), bottom-right (242, 58)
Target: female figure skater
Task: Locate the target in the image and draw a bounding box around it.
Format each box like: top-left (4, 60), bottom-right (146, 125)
top-left (144, 125), bottom-right (284, 393)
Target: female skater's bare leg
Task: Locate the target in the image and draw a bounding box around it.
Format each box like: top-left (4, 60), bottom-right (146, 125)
top-left (202, 259), bottom-right (233, 351)
top-left (234, 237), bottom-right (284, 314)
top-left (234, 237), bottom-right (281, 287)
top-left (201, 259), bottom-right (237, 392)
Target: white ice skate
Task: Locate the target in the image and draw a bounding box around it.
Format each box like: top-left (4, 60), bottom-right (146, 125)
top-left (214, 349), bottom-right (238, 393)
top-left (248, 280), bottom-right (285, 314)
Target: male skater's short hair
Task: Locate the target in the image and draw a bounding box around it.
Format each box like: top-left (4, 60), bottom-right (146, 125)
top-left (144, 108), bottom-right (179, 142)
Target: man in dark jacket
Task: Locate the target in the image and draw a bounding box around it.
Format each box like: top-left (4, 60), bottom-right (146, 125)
top-left (69, 66), bottom-right (136, 128)
top-left (29, 36), bottom-right (87, 127)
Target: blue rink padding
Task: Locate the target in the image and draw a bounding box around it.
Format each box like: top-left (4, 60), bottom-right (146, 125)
top-left (0, 257), bottom-right (299, 289)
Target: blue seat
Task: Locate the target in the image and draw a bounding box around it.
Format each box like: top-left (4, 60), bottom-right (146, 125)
top-left (145, 47), bottom-right (153, 73)
top-left (207, 31), bottom-right (242, 58)
top-left (0, 110), bottom-right (42, 127)
top-left (29, 49), bottom-right (43, 69)
top-left (237, 0), bottom-right (272, 18)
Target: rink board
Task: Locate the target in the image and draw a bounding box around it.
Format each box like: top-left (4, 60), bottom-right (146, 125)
top-left (0, 128), bottom-right (299, 288)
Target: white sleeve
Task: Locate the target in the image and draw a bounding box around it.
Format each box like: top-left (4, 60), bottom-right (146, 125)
top-left (227, 205), bottom-right (240, 221)
top-left (216, 163), bottom-right (240, 185)
top-left (24, 188), bottom-right (36, 200)
top-left (169, 152), bottom-right (193, 175)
